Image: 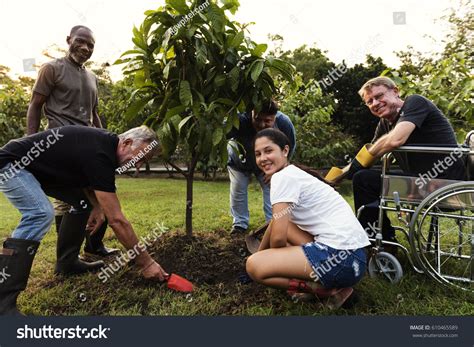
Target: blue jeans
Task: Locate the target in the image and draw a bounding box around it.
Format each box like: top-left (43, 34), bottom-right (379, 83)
top-left (0, 163), bottom-right (54, 241)
top-left (0, 163), bottom-right (91, 241)
top-left (227, 166), bottom-right (272, 229)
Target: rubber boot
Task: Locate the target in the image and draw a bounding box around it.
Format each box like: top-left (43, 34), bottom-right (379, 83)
top-left (0, 238), bottom-right (40, 315)
top-left (55, 215), bottom-right (63, 233)
top-left (55, 213), bottom-right (104, 276)
top-left (84, 220), bottom-right (119, 257)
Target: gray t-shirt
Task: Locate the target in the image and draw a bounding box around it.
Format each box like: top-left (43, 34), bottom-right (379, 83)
top-left (33, 57), bottom-right (98, 129)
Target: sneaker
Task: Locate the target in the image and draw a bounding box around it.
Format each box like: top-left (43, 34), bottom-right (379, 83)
top-left (230, 226), bottom-right (247, 235)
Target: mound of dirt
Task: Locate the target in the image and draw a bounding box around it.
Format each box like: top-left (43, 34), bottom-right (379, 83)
top-left (150, 229), bottom-right (250, 286)
top-left (148, 229), bottom-right (281, 312)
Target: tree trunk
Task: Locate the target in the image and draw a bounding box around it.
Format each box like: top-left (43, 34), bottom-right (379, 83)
top-left (185, 154), bottom-right (199, 237)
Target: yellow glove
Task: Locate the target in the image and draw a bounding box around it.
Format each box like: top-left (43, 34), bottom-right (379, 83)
top-left (325, 166), bottom-right (345, 182)
top-left (325, 144), bottom-right (376, 183)
top-left (354, 144), bottom-right (376, 168)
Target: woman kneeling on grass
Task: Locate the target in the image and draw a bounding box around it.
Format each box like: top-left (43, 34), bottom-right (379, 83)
top-left (246, 128), bottom-right (370, 309)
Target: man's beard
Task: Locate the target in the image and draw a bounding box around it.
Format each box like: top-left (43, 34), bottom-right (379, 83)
top-left (69, 51), bottom-right (88, 65)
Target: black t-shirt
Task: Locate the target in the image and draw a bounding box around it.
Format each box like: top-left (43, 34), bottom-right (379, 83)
top-left (0, 126), bottom-right (119, 192)
top-left (372, 95), bottom-right (465, 179)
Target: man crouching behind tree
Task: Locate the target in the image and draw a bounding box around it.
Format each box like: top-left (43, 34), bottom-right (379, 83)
top-left (0, 125), bottom-right (168, 315)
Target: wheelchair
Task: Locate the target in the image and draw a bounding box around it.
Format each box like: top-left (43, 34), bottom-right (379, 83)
top-left (357, 133), bottom-right (474, 293)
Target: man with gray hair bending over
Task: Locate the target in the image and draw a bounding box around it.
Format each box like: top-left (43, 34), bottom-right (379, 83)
top-left (0, 125), bottom-right (168, 315)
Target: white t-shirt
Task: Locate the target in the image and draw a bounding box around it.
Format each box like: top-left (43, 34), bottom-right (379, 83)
top-left (270, 165), bottom-right (370, 250)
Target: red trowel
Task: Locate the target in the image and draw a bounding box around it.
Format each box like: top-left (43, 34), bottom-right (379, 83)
top-left (165, 274), bottom-right (194, 293)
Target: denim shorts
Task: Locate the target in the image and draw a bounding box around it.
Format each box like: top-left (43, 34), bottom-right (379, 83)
top-left (302, 242), bottom-right (367, 288)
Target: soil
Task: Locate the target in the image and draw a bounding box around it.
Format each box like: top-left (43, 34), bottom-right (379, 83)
top-left (145, 229), bottom-right (291, 313)
top-left (152, 229), bottom-right (249, 285)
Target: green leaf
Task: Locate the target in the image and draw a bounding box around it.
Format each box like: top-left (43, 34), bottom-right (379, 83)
top-left (165, 46), bottom-right (176, 60)
top-left (265, 57), bottom-right (295, 83)
top-left (165, 105), bottom-right (187, 119)
top-left (124, 95), bottom-right (153, 121)
top-left (221, 0), bottom-right (240, 14)
top-left (431, 77), bottom-right (442, 89)
top-left (144, 9), bottom-right (156, 16)
top-left (232, 113), bottom-right (240, 129)
top-left (216, 98), bottom-right (236, 106)
top-left (219, 138), bottom-right (229, 164)
top-left (206, 3), bottom-right (225, 32)
top-left (166, 0), bottom-right (189, 14)
top-left (113, 58), bottom-right (131, 65)
top-left (229, 31), bottom-right (244, 48)
top-left (134, 70), bottom-right (146, 87)
top-left (250, 60), bottom-right (264, 82)
top-left (251, 44), bottom-right (267, 57)
top-left (228, 66), bottom-right (240, 92)
top-left (179, 80), bottom-right (193, 106)
top-left (196, 44), bottom-right (208, 64)
top-left (212, 128), bottom-right (223, 146)
top-left (214, 75), bottom-right (227, 87)
top-left (163, 61), bottom-right (172, 79)
top-left (132, 26), bottom-right (147, 50)
top-left (178, 115), bottom-right (193, 132)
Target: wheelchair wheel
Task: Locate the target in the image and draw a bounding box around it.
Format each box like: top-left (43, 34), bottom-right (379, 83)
top-left (368, 252), bottom-right (403, 284)
top-left (409, 181), bottom-right (474, 292)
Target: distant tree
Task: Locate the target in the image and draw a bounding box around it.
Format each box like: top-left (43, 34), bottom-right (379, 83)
top-left (390, 2), bottom-right (473, 138)
top-left (0, 66), bottom-right (32, 144)
top-left (276, 43), bottom-right (335, 84)
top-left (94, 72), bottom-right (151, 134)
top-left (329, 55), bottom-right (389, 146)
top-left (270, 40), bottom-right (391, 146)
top-left (279, 76), bottom-right (356, 168)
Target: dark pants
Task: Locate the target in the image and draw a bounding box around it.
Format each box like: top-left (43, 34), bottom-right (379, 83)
top-left (352, 170), bottom-right (395, 240)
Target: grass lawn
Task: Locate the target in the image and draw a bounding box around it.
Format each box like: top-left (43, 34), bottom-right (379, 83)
top-left (0, 176), bottom-right (473, 315)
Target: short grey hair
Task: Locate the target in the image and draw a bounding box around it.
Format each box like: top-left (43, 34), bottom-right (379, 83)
top-left (358, 76), bottom-right (398, 99)
top-left (119, 125), bottom-right (159, 150)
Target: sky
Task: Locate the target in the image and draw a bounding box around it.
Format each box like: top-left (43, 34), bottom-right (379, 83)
top-left (0, 0), bottom-right (461, 81)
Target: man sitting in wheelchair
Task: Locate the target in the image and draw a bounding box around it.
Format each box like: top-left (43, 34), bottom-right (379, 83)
top-left (326, 76), bottom-right (466, 243)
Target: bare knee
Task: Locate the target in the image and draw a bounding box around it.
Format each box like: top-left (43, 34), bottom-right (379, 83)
top-left (246, 254), bottom-right (265, 282)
